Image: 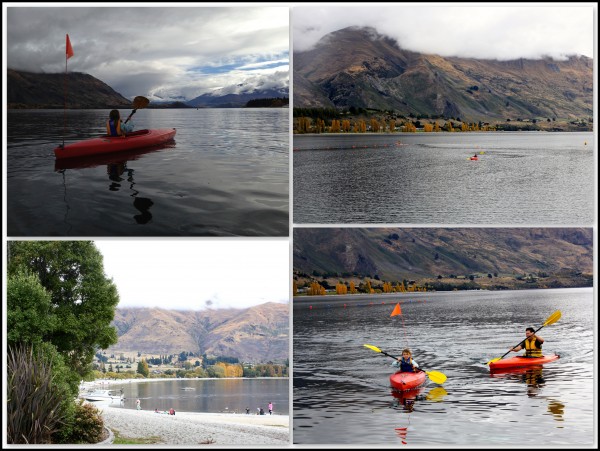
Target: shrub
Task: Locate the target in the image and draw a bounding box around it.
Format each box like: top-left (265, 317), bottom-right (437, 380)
top-left (7, 344), bottom-right (68, 444)
top-left (59, 400), bottom-right (105, 444)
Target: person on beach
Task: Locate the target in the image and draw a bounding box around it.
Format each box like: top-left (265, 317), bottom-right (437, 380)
top-left (136, 399), bottom-right (141, 410)
top-left (169, 408), bottom-right (176, 415)
top-left (392, 348), bottom-right (419, 372)
top-left (268, 402), bottom-right (273, 415)
top-left (509, 327), bottom-right (544, 357)
top-left (246, 407), bottom-right (250, 414)
top-left (259, 407), bottom-right (265, 415)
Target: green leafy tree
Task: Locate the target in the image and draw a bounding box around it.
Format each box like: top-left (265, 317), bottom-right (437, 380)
top-left (7, 241), bottom-right (119, 380)
top-left (137, 359), bottom-right (149, 377)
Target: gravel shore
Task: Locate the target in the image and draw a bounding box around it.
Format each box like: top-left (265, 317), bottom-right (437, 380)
top-left (98, 405), bottom-right (289, 446)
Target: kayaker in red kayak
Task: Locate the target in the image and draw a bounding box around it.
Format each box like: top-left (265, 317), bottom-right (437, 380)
top-left (509, 327), bottom-right (544, 357)
top-left (392, 348), bottom-right (419, 372)
top-left (107, 109), bottom-right (134, 137)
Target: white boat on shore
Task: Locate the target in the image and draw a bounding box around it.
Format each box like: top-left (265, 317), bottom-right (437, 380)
top-left (81, 389), bottom-right (124, 402)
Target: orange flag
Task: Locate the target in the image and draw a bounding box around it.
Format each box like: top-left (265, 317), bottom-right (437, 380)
top-left (66, 34), bottom-right (74, 59)
top-left (390, 303), bottom-right (402, 317)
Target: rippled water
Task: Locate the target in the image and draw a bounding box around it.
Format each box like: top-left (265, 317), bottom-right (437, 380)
top-left (7, 108), bottom-right (289, 236)
top-left (293, 288), bottom-right (594, 446)
top-left (293, 132), bottom-right (594, 225)
top-left (88, 378), bottom-right (289, 415)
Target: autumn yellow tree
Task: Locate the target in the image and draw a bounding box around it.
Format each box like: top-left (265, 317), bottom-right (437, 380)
top-left (383, 282), bottom-right (393, 293)
top-left (349, 281), bottom-right (357, 294)
top-left (308, 282), bottom-right (326, 295)
top-left (331, 119), bottom-right (341, 133)
top-left (434, 122), bottom-right (441, 132)
top-left (293, 280), bottom-right (298, 296)
top-left (336, 282), bottom-right (348, 295)
top-left (461, 122), bottom-right (469, 132)
top-left (297, 117), bottom-right (311, 133)
top-left (423, 123), bottom-right (434, 132)
top-left (402, 121), bottom-right (416, 132)
top-left (370, 118), bottom-right (380, 133)
top-left (389, 120), bottom-right (396, 132)
top-left (342, 120), bottom-right (351, 132)
top-left (315, 118), bottom-right (326, 134)
top-left (365, 280), bottom-right (373, 294)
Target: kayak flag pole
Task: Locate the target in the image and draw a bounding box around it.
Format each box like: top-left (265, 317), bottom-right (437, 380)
top-left (390, 302), bottom-right (409, 348)
top-left (63, 34), bottom-right (74, 148)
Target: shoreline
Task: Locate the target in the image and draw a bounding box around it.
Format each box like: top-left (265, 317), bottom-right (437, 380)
top-left (81, 375), bottom-right (287, 388)
top-left (98, 404), bottom-right (289, 446)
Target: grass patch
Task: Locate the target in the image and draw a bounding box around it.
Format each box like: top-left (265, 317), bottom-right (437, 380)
top-left (112, 429), bottom-right (162, 445)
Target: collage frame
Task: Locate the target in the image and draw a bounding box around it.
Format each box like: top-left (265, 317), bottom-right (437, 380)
top-left (3, 2), bottom-right (598, 449)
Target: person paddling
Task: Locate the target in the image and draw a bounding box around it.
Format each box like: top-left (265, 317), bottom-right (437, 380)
top-left (509, 327), bottom-right (544, 357)
top-left (107, 109), bottom-right (134, 137)
top-left (392, 348), bottom-right (419, 372)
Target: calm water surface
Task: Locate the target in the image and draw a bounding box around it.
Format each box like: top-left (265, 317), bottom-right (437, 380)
top-left (89, 378), bottom-right (289, 415)
top-left (293, 288), bottom-right (594, 446)
top-left (293, 132), bottom-right (594, 225)
top-left (7, 109), bottom-right (288, 236)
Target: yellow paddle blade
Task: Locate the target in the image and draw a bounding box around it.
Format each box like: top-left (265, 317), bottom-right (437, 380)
top-left (426, 370), bottom-right (447, 384)
top-left (425, 387), bottom-right (448, 402)
top-left (363, 344), bottom-right (382, 353)
top-left (544, 310), bottom-right (561, 326)
top-left (486, 357), bottom-right (502, 365)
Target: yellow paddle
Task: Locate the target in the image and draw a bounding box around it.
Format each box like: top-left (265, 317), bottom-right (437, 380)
top-left (486, 310), bottom-right (562, 365)
top-left (363, 344), bottom-right (447, 384)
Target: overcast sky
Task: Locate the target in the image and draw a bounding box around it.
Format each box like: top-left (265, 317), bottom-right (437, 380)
top-left (94, 239), bottom-right (289, 311)
top-left (4, 5), bottom-right (289, 101)
top-left (292, 4), bottom-right (595, 60)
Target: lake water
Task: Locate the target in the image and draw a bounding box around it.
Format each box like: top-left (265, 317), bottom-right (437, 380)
top-left (7, 108), bottom-right (289, 236)
top-left (293, 132), bottom-right (594, 225)
top-left (89, 378), bottom-right (289, 415)
top-left (292, 288), bottom-right (594, 446)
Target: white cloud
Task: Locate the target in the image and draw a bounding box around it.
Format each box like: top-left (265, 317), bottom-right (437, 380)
top-left (292, 4), bottom-right (594, 60)
top-left (94, 239), bottom-right (290, 311)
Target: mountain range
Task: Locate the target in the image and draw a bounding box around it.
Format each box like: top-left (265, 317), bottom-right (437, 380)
top-left (7, 69), bottom-right (288, 109)
top-left (293, 228), bottom-right (593, 285)
top-left (7, 69), bottom-right (131, 109)
top-left (293, 27), bottom-right (593, 122)
top-left (107, 302), bottom-right (289, 363)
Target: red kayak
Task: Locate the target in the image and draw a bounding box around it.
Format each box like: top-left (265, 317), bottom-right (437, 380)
top-left (55, 128), bottom-right (176, 159)
top-left (390, 370), bottom-right (427, 391)
top-left (489, 354), bottom-right (560, 371)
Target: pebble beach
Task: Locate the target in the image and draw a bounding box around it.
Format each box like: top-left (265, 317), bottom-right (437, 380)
top-left (98, 405), bottom-right (290, 446)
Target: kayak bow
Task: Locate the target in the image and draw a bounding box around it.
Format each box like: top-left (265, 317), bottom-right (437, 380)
top-left (55, 128), bottom-right (176, 159)
top-left (390, 370), bottom-right (427, 391)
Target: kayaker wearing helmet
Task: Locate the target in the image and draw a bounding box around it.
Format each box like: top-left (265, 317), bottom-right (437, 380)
top-left (392, 348), bottom-right (419, 372)
top-left (510, 327), bottom-right (544, 357)
top-left (107, 109), bottom-right (134, 137)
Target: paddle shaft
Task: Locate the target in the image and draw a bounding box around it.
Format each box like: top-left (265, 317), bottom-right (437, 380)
top-left (497, 323), bottom-right (548, 361)
top-left (124, 109), bottom-right (137, 124)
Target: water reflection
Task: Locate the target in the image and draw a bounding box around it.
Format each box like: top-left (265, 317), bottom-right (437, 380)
top-left (106, 161), bottom-right (154, 224)
top-left (490, 366), bottom-right (546, 397)
top-left (390, 386), bottom-right (448, 444)
top-left (55, 145), bottom-right (171, 226)
top-left (547, 399), bottom-right (565, 424)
